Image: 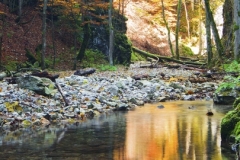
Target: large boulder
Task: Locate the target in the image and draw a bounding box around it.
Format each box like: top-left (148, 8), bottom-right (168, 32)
top-left (16, 76), bottom-right (57, 96)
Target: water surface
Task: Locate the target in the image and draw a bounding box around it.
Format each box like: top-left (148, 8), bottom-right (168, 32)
top-left (0, 101), bottom-right (235, 160)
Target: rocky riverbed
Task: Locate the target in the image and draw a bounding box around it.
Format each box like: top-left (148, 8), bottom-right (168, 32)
top-left (0, 66), bottom-right (219, 131)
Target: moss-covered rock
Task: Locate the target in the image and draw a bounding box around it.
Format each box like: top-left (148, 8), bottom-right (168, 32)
top-left (87, 7), bottom-right (132, 66)
top-left (221, 110), bottom-right (240, 141)
top-left (221, 98), bottom-right (240, 142)
top-left (233, 121), bottom-right (240, 142)
top-left (213, 77), bottom-right (240, 105)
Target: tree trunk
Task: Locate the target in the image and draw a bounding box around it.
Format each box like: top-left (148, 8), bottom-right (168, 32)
top-left (198, 0), bottom-right (203, 55)
top-left (0, 1), bottom-right (7, 69)
top-left (222, 0), bottom-right (233, 57)
top-left (73, 33), bottom-right (77, 70)
top-left (204, 0), bottom-right (212, 66)
top-left (183, 0), bottom-right (190, 39)
top-left (234, 0), bottom-right (240, 60)
top-left (175, 0), bottom-right (182, 60)
top-left (18, 0), bottom-right (23, 17)
top-left (41, 0), bottom-right (47, 70)
top-left (161, 0), bottom-right (175, 57)
top-left (51, 0), bottom-right (56, 69)
top-left (204, 0), bottom-right (223, 60)
top-left (76, 17), bottom-right (90, 61)
top-left (109, 0), bottom-right (114, 65)
top-left (191, 0), bottom-right (194, 11)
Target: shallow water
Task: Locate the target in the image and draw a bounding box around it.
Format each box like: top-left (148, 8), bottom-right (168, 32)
top-left (0, 101), bottom-right (236, 160)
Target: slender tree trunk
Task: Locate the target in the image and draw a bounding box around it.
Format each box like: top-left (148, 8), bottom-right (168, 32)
top-left (73, 33), bottom-right (77, 70)
top-left (191, 0), bottom-right (194, 11)
top-left (41, 0), bottom-right (47, 70)
top-left (51, 0), bottom-right (56, 69)
top-left (161, 0), bottom-right (175, 57)
top-left (198, 0), bottom-right (203, 55)
top-left (121, 0), bottom-right (125, 15)
top-left (234, 0), bottom-right (240, 60)
top-left (109, 0), bottom-right (114, 65)
top-left (0, 0), bottom-right (7, 69)
top-left (204, 0), bottom-right (212, 66)
top-left (204, 0), bottom-right (223, 60)
top-left (183, 0), bottom-right (190, 39)
top-left (175, 0), bottom-right (182, 60)
top-left (18, 0), bottom-right (23, 17)
top-left (118, 0), bottom-right (121, 14)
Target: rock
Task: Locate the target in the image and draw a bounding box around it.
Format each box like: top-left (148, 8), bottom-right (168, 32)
top-left (169, 82), bottom-right (184, 90)
top-left (0, 72), bottom-right (7, 80)
top-left (213, 94), bottom-right (236, 105)
top-left (16, 76), bottom-right (56, 96)
top-left (105, 85), bottom-right (119, 95)
top-left (157, 105), bottom-right (164, 109)
top-left (32, 119), bottom-right (41, 125)
top-left (85, 110), bottom-right (94, 119)
top-left (206, 109), bottom-right (214, 116)
top-left (182, 95), bottom-right (195, 101)
top-left (40, 117), bottom-right (50, 125)
top-left (117, 103), bottom-right (129, 111)
top-left (157, 96), bottom-right (167, 102)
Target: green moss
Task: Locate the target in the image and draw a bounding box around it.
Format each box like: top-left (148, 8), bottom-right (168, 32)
top-left (233, 98), bottom-right (240, 109)
top-left (97, 64), bottom-right (117, 71)
top-left (180, 44), bottom-right (194, 56)
top-left (113, 33), bottom-right (132, 65)
top-left (5, 61), bottom-right (18, 71)
top-left (82, 49), bottom-right (107, 67)
top-left (131, 52), bottom-right (145, 61)
top-left (233, 121), bottom-right (240, 142)
top-left (221, 110), bottom-right (240, 141)
top-left (233, 22), bottom-right (240, 31)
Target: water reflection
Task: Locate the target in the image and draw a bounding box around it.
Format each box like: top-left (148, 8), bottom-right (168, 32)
top-left (124, 101), bottom-right (233, 160)
top-left (0, 101), bottom-right (235, 159)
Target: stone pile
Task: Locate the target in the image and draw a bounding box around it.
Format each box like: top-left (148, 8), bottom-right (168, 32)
top-left (0, 67), bottom-right (219, 130)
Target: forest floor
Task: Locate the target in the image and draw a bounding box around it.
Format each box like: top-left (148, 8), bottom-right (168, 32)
top-left (0, 3), bottom-right (76, 71)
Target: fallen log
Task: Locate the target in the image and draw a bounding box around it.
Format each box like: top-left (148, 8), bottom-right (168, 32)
top-left (182, 66), bottom-right (208, 72)
top-left (133, 47), bottom-right (206, 66)
top-left (74, 68), bottom-right (96, 76)
top-left (31, 71), bottom-right (59, 82)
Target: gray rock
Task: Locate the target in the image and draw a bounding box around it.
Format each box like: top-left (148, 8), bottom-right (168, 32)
top-left (213, 94), bottom-right (236, 105)
top-left (17, 76), bottom-right (56, 96)
top-left (106, 85), bottom-right (119, 95)
top-left (182, 95), bottom-right (195, 101)
top-left (157, 96), bottom-right (167, 102)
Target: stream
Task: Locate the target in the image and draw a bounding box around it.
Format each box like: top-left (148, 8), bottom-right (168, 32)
top-left (0, 100), bottom-right (236, 160)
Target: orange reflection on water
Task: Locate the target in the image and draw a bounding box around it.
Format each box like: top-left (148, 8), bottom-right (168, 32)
top-left (121, 101), bottom-right (224, 160)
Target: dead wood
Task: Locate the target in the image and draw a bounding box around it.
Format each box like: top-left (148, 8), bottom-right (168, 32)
top-left (31, 71), bottom-right (59, 82)
top-left (133, 47), bottom-right (206, 66)
top-left (55, 82), bottom-right (69, 107)
top-left (74, 68), bottom-right (96, 76)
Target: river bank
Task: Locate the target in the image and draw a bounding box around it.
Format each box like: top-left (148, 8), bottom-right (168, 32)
top-left (0, 66), bottom-right (220, 131)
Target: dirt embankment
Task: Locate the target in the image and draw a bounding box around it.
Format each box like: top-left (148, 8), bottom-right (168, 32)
top-left (124, 1), bottom-right (175, 56)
